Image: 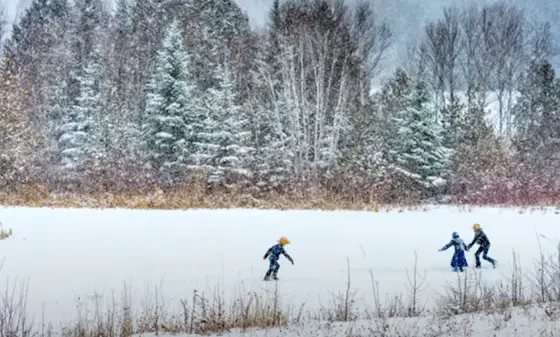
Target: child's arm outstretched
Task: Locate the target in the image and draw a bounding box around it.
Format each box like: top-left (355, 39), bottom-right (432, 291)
top-left (282, 248), bottom-right (294, 264)
top-left (263, 246), bottom-right (273, 260)
top-left (439, 241), bottom-right (453, 251)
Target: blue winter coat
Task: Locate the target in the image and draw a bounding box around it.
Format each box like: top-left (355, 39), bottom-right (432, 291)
top-left (263, 243), bottom-right (293, 263)
top-left (440, 237), bottom-right (468, 268)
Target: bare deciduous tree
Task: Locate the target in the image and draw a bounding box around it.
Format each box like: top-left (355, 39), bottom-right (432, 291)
top-left (251, 0), bottom-right (391, 184)
top-left (481, 2), bottom-right (526, 137)
top-left (459, 3), bottom-right (488, 110)
top-left (351, 0), bottom-right (392, 103)
top-left (421, 6), bottom-right (462, 116)
top-left (528, 21), bottom-right (556, 62)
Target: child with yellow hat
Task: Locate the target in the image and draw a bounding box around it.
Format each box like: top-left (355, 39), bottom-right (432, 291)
top-left (467, 223), bottom-right (497, 268)
top-left (263, 236), bottom-right (294, 281)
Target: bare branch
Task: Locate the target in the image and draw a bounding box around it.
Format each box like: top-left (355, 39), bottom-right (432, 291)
top-left (351, 0), bottom-right (393, 80)
top-left (421, 6), bottom-right (462, 111)
top-left (528, 21), bottom-right (557, 61)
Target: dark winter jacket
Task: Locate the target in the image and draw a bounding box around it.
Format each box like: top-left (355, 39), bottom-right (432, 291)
top-left (264, 244), bottom-right (293, 263)
top-left (468, 230), bottom-right (490, 249)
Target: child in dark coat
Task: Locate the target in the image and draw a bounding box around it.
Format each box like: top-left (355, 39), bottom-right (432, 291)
top-left (439, 232), bottom-right (468, 272)
top-left (263, 236), bottom-right (294, 281)
top-left (467, 223), bottom-right (496, 268)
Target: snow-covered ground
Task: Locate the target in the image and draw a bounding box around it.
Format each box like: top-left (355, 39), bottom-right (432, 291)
top-left (0, 205), bottom-right (559, 336)
top-left (130, 306), bottom-right (560, 337)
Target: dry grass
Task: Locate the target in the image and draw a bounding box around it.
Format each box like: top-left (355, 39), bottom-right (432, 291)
top-left (0, 184), bottom-right (391, 211)
top-left (9, 281), bottom-right (292, 337)
top-left (0, 224), bottom-right (12, 240)
top-left (1, 184), bottom-right (558, 212)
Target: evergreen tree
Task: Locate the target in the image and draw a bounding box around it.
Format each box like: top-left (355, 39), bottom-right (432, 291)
top-left (389, 79), bottom-right (452, 198)
top-left (449, 85), bottom-right (502, 199)
top-left (181, 0), bottom-right (253, 95)
top-left (7, 0), bottom-right (70, 143)
top-left (111, 0), bottom-right (134, 106)
top-left (513, 59), bottom-right (560, 173)
top-left (41, 31), bottom-right (75, 167)
top-left (70, 0), bottom-right (104, 70)
top-left (349, 68), bottom-right (414, 193)
top-left (194, 62), bottom-right (254, 186)
top-left (460, 87), bottom-right (496, 151)
top-left (0, 55), bottom-right (34, 185)
top-left (440, 96), bottom-right (465, 150)
top-left (143, 21), bottom-right (198, 180)
top-left (57, 52), bottom-right (102, 172)
top-left (130, 0), bottom-right (169, 117)
top-left (264, 0), bottom-right (283, 94)
top-left (56, 0), bottom-right (107, 176)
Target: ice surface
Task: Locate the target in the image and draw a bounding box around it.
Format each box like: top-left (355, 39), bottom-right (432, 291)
top-left (0, 205), bottom-right (558, 334)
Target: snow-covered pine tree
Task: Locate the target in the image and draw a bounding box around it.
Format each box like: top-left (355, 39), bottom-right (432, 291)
top-left (57, 49), bottom-right (102, 174)
top-left (346, 100), bottom-right (391, 193)
top-left (439, 96), bottom-right (465, 150)
top-left (143, 20), bottom-right (198, 182)
top-left (104, 0), bottom-right (133, 114)
top-left (450, 86), bottom-right (504, 200)
top-left (389, 78), bottom-right (452, 199)
top-left (460, 86), bottom-right (496, 151)
top-left (130, 0), bottom-right (170, 118)
top-left (44, 36), bottom-right (73, 164)
top-left (352, 69), bottom-right (414, 193)
top-left (113, 0), bottom-right (133, 98)
top-left (181, 0), bottom-right (254, 97)
top-left (193, 62), bottom-right (254, 187)
top-left (264, 0), bottom-right (283, 95)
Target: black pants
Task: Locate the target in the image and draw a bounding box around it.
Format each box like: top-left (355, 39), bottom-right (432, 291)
top-left (475, 245), bottom-right (494, 266)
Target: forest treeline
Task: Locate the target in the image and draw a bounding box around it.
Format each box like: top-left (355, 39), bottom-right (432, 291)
top-left (0, 0), bottom-right (558, 205)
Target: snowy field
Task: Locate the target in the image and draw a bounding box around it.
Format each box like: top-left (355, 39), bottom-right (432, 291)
top-left (0, 205), bottom-right (559, 336)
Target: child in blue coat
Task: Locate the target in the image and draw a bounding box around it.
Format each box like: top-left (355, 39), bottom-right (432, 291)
top-left (439, 232), bottom-right (468, 272)
top-left (263, 236), bottom-right (294, 281)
